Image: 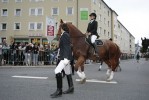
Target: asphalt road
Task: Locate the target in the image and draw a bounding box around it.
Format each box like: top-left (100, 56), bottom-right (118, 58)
top-left (0, 59), bottom-right (149, 100)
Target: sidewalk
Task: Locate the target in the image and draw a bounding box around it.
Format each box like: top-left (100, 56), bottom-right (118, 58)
top-left (0, 65), bottom-right (56, 68)
top-left (0, 58), bottom-right (147, 68)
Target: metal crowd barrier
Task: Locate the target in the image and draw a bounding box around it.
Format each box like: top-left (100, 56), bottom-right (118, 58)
top-left (0, 49), bottom-right (57, 66)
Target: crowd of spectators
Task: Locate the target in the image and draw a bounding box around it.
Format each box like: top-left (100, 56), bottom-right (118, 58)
top-left (0, 39), bottom-right (57, 66)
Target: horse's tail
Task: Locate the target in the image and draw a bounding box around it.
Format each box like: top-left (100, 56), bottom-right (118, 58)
top-left (114, 43), bottom-right (121, 67)
top-left (116, 44), bottom-right (121, 58)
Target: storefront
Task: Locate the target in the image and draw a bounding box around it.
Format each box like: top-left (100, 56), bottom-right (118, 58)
top-left (14, 37), bottom-right (49, 45)
top-left (42, 38), bottom-right (48, 45)
top-left (14, 38), bottom-right (29, 43)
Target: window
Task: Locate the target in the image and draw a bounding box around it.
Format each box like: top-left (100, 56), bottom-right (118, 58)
top-left (37, 8), bottom-right (43, 15)
top-left (52, 7), bottom-right (59, 15)
top-left (66, 0), bottom-right (73, 1)
top-left (15, 9), bottom-right (21, 16)
top-left (30, 0), bottom-right (44, 2)
top-left (103, 6), bottom-right (106, 13)
top-left (37, 22), bottom-right (42, 30)
top-left (104, 18), bottom-right (106, 24)
top-left (114, 34), bottom-right (117, 39)
top-left (29, 22), bottom-right (35, 30)
top-left (14, 23), bottom-right (21, 30)
top-left (118, 24), bottom-right (120, 28)
top-left (108, 32), bottom-right (110, 37)
top-left (1, 23), bottom-right (7, 30)
top-left (93, 0), bottom-right (96, 4)
top-left (67, 7), bottom-right (73, 15)
top-left (99, 27), bottom-right (102, 34)
top-left (38, 0), bottom-right (44, 1)
top-left (108, 11), bottom-right (110, 16)
top-left (30, 0), bottom-right (36, 2)
top-left (29, 22), bottom-right (43, 30)
top-left (99, 2), bottom-right (101, 8)
top-left (30, 8), bottom-right (36, 15)
top-left (52, 0), bottom-right (59, 2)
top-left (104, 29), bottom-right (106, 35)
top-left (29, 8), bottom-right (43, 16)
top-left (108, 21), bottom-right (109, 27)
top-left (114, 25), bottom-right (116, 30)
top-left (15, 0), bottom-right (22, 2)
top-left (2, 0), bottom-right (9, 3)
top-left (1, 9), bottom-right (8, 16)
top-left (98, 14), bottom-right (101, 21)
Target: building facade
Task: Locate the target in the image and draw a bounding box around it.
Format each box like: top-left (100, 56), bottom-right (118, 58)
top-left (0, 0), bottom-right (135, 56)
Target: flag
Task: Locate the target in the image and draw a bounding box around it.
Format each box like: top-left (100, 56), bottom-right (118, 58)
top-left (46, 17), bottom-right (55, 42)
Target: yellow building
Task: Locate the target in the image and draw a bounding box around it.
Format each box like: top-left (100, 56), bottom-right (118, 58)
top-left (0, 0), bottom-right (135, 55)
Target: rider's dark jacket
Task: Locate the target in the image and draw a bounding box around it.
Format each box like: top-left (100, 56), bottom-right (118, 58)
top-left (59, 32), bottom-right (73, 61)
top-left (87, 20), bottom-right (98, 36)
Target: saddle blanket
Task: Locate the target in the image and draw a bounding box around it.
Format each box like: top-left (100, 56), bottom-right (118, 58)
top-left (95, 39), bottom-right (104, 46)
top-left (86, 38), bottom-right (104, 46)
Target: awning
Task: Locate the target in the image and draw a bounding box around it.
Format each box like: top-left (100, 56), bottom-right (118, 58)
top-left (42, 39), bottom-right (48, 42)
top-left (14, 39), bottom-right (29, 42)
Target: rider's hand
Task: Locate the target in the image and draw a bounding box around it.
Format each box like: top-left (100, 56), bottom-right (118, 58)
top-left (88, 32), bottom-right (91, 35)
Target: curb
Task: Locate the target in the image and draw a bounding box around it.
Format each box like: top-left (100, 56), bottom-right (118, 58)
top-left (0, 65), bottom-right (56, 68)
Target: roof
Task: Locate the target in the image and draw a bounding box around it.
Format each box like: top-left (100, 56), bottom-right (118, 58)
top-left (101, 0), bottom-right (118, 16)
top-left (117, 20), bottom-right (135, 39)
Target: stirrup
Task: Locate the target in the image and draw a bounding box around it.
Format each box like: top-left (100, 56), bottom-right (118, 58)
top-left (94, 52), bottom-right (99, 57)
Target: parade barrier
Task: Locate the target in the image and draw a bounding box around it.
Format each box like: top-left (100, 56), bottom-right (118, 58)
top-left (0, 48), bottom-right (135, 66)
top-left (0, 49), bottom-right (57, 66)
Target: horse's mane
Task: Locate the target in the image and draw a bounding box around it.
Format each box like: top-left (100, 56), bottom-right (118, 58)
top-left (66, 23), bottom-right (85, 37)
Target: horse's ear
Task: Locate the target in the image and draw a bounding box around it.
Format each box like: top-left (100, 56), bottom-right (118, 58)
top-left (144, 37), bottom-right (146, 40)
top-left (60, 19), bottom-right (64, 24)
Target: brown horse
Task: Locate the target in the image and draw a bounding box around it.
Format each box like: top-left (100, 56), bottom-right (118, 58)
top-left (57, 19), bottom-right (121, 83)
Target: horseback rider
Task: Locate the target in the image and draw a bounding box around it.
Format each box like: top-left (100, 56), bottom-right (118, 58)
top-left (86, 13), bottom-right (99, 55)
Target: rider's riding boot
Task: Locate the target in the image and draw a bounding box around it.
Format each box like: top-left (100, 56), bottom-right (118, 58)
top-left (62, 69), bottom-right (66, 78)
top-left (63, 74), bottom-right (74, 94)
top-left (71, 60), bottom-right (75, 75)
top-left (71, 65), bottom-right (75, 75)
top-left (93, 43), bottom-right (99, 56)
top-left (50, 73), bottom-right (62, 98)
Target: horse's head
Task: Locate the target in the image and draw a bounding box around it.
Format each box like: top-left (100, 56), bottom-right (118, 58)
top-left (57, 19), bottom-right (85, 40)
top-left (141, 37), bottom-right (146, 47)
top-left (57, 19), bottom-right (65, 40)
top-left (141, 37), bottom-right (149, 52)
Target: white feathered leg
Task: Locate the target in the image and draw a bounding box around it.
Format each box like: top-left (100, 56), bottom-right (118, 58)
top-left (107, 71), bottom-right (114, 81)
top-left (77, 71), bottom-right (83, 79)
top-left (99, 65), bottom-right (102, 69)
top-left (106, 68), bottom-right (111, 78)
top-left (76, 71), bottom-right (86, 84)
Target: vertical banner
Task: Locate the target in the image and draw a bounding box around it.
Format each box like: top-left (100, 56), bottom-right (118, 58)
top-left (80, 8), bottom-right (88, 20)
top-left (46, 17), bottom-right (55, 43)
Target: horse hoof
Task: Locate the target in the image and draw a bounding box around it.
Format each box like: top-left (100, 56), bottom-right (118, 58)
top-left (106, 75), bottom-right (110, 79)
top-left (106, 79), bottom-right (111, 82)
top-left (79, 78), bottom-right (86, 84)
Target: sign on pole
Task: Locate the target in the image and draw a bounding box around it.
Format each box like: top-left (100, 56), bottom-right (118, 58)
top-left (80, 8), bottom-right (88, 20)
top-left (46, 17), bottom-right (55, 43)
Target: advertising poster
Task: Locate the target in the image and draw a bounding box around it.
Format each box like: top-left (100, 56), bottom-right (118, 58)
top-left (80, 8), bottom-right (88, 20)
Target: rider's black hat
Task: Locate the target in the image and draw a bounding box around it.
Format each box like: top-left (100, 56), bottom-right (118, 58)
top-left (89, 13), bottom-right (97, 19)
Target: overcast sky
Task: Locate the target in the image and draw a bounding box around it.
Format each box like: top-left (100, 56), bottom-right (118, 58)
top-left (104, 0), bottom-right (149, 45)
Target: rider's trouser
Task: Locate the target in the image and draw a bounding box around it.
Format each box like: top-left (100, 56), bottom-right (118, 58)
top-left (91, 35), bottom-right (97, 43)
top-left (55, 58), bottom-right (71, 75)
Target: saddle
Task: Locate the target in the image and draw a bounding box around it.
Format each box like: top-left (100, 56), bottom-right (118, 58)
top-left (85, 38), bottom-right (104, 46)
top-left (85, 38), bottom-right (104, 57)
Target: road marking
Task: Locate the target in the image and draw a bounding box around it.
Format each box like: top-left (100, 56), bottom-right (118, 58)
top-left (12, 75), bottom-right (48, 80)
top-left (76, 79), bottom-right (118, 84)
